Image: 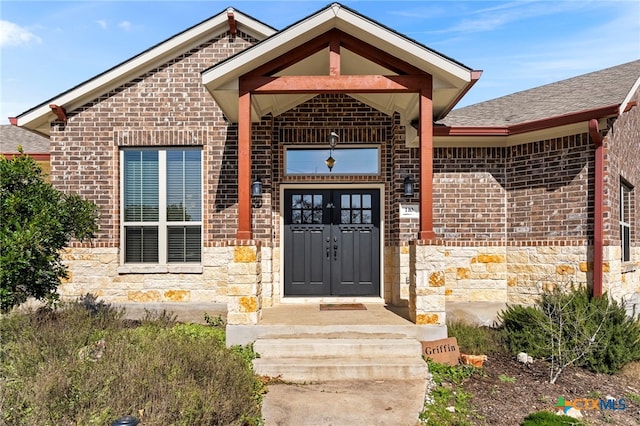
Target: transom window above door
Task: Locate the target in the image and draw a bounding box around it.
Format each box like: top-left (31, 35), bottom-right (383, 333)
top-left (285, 147), bottom-right (380, 175)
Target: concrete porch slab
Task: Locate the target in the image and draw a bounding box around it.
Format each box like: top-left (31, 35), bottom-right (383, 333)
top-left (260, 303), bottom-right (413, 326)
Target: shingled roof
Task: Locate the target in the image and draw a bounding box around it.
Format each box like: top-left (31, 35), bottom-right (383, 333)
top-left (0, 125), bottom-right (50, 155)
top-left (439, 59), bottom-right (640, 127)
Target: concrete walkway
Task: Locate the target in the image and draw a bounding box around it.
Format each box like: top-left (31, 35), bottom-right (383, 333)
top-left (111, 301), bottom-right (513, 426)
top-left (261, 379), bottom-right (429, 426)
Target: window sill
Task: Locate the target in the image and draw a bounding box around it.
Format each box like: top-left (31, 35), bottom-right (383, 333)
top-left (621, 262), bottom-right (637, 274)
top-left (118, 264), bottom-right (203, 274)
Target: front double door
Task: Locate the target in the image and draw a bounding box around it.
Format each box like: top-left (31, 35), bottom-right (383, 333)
top-left (284, 189), bottom-right (380, 296)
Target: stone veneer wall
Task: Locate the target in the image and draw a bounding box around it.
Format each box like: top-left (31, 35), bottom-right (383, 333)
top-left (408, 243), bottom-right (623, 325)
top-left (60, 246), bottom-right (233, 304)
top-left (383, 246), bottom-right (411, 306)
top-left (410, 242), bottom-right (639, 326)
top-left (604, 246), bottom-right (640, 304)
top-left (60, 242), bottom-right (268, 325)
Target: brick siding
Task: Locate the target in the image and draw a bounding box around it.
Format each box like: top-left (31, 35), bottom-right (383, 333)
top-left (50, 31), bottom-right (257, 246)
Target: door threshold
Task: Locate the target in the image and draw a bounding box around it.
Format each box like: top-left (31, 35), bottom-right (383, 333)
top-left (278, 297), bottom-right (385, 305)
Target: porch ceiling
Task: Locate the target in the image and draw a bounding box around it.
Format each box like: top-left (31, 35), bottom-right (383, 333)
top-left (203, 3), bottom-right (478, 125)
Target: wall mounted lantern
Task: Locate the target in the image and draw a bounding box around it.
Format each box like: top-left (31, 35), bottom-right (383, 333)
top-left (325, 131), bottom-right (339, 171)
top-left (403, 175), bottom-right (414, 197)
top-left (251, 177), bottom-right (263, 197)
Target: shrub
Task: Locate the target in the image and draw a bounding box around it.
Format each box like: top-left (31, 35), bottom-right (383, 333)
top-left (0, 153), bottom-right (98, 312)
top-left (499, 304), bottom-right (549, 359)
top-left (447, 321), bottom-right (506, 355)
top-left (499, 285), bottom-right (640, 381)
top-left (0, 299), bottom-right (263, 425)
top-left (521, 411), bottom-right (585, 426)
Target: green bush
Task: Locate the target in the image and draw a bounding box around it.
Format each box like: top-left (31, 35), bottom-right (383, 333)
top-left (447, 321), bottom-right (506, 355)
top-left (499, 304), bottom-right (549, 359)
top-left (521, 411), bottom-right (585, 426)
top-left (0, 153), bottom-right (98, 312)
top-left (499, 285), bottom-right (640, 375)
top-left (0, 298), bottom-right (263, 425)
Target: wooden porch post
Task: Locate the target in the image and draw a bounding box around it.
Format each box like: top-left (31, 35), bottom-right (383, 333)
top-left (237, 89), bottom-right (252, 240)
top-left (418, 84), bottom-right (436, 240)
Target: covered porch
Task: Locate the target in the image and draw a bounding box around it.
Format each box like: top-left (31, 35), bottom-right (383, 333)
top-left (199, 4), bottom-right (480, 340)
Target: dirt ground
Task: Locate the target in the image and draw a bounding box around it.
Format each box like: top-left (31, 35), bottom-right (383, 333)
top-left (460, 352), bottom-right (640, 425)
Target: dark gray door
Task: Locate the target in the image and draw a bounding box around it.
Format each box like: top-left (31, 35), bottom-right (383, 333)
top-left (284, 189), bottom-right (380, 296)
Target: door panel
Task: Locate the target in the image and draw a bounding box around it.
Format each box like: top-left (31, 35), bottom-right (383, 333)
top-left (284, 190), bottom-right (331, 296)
top-left (284, 189), bottom-right (380, 297)
top-left (286, 224), bottom-right (330, 295)
top-left (331, 189), bottom-right (380, 296)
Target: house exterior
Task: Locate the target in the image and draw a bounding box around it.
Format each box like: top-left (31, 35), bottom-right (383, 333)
top-left (11, 4), bottom-right (639, 342)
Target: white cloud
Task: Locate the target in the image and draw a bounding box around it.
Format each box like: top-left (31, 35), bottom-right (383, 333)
top-left (96, 20), bottom-right (108, 30)
top-left (118, 21), bottom-right (132, 31)
top-left (0, 20), bottom-right (42, 47)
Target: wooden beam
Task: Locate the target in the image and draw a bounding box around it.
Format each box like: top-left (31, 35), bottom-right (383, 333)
top-left (244, 29), bottom-right (426, 80)
top-left (418, 84), bottom-right (435, 240)
top-left (237, 90), bottom-right (252, 240)
top-left (329, 32), bottom-right (340, 76)
top-left (242, 74), bottom-right (431, 94)
top-left (244, 32), bottom-right (331, 78)
top-left (226, 8), bottom-right (237, 36)
top-left (338, 30), bottom-right (425, 75)
top-left (49, 104), bottom-right (67, 122)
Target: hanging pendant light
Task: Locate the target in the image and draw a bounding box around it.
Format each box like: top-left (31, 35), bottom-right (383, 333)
top-left (326, 131), bottom-right (339, 172)
top-left (325, 155), bottom-right (336, 171)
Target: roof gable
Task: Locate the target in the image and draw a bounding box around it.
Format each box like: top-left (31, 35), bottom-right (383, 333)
top-left (202, 3), bottom-right (478, 124)
top-left (15, 8), bottom-right (276, 135)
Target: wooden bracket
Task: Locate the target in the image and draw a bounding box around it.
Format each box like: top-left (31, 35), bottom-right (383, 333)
top-left (49, 104), bottom-right (67, 122)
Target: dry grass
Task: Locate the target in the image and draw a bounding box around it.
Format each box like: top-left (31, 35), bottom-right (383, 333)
top-left (620, 360), bottom-right (640, 381)
top-left (0, 296), bottom-right (263, 426)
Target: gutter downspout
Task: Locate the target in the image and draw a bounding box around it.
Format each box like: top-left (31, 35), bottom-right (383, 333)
top-left (589, 118), bottom-right (604, 298)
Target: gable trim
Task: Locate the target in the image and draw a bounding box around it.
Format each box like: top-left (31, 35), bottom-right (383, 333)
top-left (433, 104), bottom-right (621, 146)
top-left (203, 3), bottom-right (476, 123)
top-left (15, 8), bottom-right (276, 135)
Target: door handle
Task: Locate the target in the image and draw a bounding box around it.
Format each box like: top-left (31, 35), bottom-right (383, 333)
top-left (326, 237), bottom-right (330, 259)
top-left (333, 244), bottom-right (338, 260)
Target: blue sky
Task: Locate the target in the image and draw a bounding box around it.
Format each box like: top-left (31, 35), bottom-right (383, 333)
top-left (1, 1), bottom-right (639, 125)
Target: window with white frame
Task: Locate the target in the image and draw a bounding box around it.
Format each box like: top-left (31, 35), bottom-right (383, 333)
top-left (620, 180), bottom-right (632, 262)
top-left (121, 148), bottom-right (202, 265)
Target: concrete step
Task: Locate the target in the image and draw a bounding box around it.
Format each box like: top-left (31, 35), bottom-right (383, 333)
top-left (253, 355), bottom-right (428, 381)
top-left (227, 323), bottom-right (448, 346)
top-left (252, 337), bottom-right (428, 381)
top-left (253, 337), bottom-right (422, 358)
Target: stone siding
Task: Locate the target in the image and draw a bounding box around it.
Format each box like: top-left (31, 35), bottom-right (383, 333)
top-left (60, 246), bottom-right (232, 304)
top-left (506, 245), bottom-right (590, 304)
